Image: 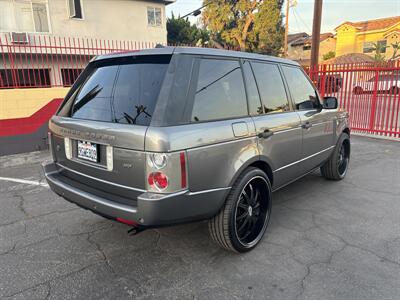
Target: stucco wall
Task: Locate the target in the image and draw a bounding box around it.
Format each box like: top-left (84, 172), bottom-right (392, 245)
top-left (336, 23), bottom-right (400, 59)
top-left (287, 37), bottom-right (336, 63)
top-left (47, 0), bottom-right (167, 43)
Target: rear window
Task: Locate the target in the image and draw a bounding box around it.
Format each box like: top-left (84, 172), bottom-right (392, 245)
top-left (62, 55), bottom-right (170, 126)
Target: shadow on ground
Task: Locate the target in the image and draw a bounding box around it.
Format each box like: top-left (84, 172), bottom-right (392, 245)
top-left (0, 136), bottom-right (399, 299)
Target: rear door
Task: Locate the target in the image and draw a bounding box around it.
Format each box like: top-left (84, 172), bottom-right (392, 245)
top-left (244, 60), bottom-right (303, 189)
top-left (50, 55), bottom-right (171, 199)
top-left (281, 65), bottom-right (335, 174)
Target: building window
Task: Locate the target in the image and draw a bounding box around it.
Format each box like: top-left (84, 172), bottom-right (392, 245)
top-left (61, 68), bottom-right (83, 86)
top-left (0, 0), bottom-right (50, 33)
top-left (147, 7), bottom-right (162, 26)
top-left (0, 68), bottom-right (51, 88)
top-left (68, 0), bottom-right (82, 19)
top-left (303, 45), bottom-right (311, 51)
top-left (363, 42), bottom-right (374, 53)
top-left (363, 40), bottom-right (388, 54)
top-left (376, 40), bottom-right (387, 53)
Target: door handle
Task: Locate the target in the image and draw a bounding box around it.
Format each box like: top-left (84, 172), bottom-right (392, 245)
top-left (257, 129), bottom-right (274, 139)
top-left (302, 122), bottom-right (312, 129)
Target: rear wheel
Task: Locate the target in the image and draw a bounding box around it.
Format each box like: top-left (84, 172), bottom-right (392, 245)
top-left (390, 86), bottom-right (399, 94)
top-left (208, 167), bottom-right (272, 253)
top-left (321, 133), bottom-right (350, 180)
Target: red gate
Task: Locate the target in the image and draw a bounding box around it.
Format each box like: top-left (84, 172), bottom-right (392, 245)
top-left (309, 62), bottom-right (400, 138)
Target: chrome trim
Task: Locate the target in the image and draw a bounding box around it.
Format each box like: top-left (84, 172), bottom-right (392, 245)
top-left (137, 189), bottom-right (189, 201)
top-left (273, 127), bottom-right (302, 135)
top-left (189, 136), bottom-right (256, 151)
top-left (273, 146), bottom-right (334, 173)
top-left (56, 163), bottom-right (147, 193)
top-left (188, 187), bottom-right (231, 195)
top-left (310, 121), bottom-right (331, 127)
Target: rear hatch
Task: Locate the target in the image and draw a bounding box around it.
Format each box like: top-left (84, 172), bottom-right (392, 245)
top-left (49, 54), bottom-right (172, 204)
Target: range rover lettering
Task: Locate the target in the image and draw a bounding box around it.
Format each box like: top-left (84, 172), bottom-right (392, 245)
top-left (43, 47), bottom-right (350, 252)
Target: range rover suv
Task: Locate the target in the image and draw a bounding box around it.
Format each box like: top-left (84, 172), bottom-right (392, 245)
top-left (43, 47), bottom-right (350, 252)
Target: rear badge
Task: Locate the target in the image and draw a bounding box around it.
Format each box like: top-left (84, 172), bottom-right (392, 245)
top-left (123, 163), bottom-right (133, 168)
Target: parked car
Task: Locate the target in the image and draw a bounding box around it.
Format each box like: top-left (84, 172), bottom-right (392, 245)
top-left (353, 74), bottom-right (400, 94)
top-left (43, 47), bottom-right (350, 252)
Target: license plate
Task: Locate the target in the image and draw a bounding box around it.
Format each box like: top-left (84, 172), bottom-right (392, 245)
top-left (77, 140), bottom-right (98, 162)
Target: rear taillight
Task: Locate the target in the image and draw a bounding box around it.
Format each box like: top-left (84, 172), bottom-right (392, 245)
top-left (148, 171), bottom-right (169, 190)
top-left (146, 151), bottom-right (187, 193)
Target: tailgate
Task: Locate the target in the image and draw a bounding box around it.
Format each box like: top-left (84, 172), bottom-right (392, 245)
top-left (49, 116), bottom-right (147, 201)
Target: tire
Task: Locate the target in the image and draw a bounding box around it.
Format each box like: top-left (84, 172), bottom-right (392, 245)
top-left (390, 86), bottom-right (399, 94)
top-left (353, 86), bottom-right (363, 95)
top-left (208, 167), bottom-right (272, 253)
top-left (321, 133), bottom-right (350, 180)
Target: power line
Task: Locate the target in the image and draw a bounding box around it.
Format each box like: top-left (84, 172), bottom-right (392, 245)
top-left (293, 8), bottom-right (312, 33)
top-left (179, 2), bottom-right (212, 19)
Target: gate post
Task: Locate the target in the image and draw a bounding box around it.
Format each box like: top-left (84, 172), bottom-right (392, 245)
top-left (369, 70), bottom-right (379, 132)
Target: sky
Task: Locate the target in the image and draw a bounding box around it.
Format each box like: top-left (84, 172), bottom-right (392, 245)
top-left (166, 0), bottom-right (400, 34)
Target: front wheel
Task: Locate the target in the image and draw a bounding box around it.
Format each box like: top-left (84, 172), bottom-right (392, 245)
top-left (321, 133), bottom-right (350, 180)
top-left (208, 167), bottom-right (272, 253)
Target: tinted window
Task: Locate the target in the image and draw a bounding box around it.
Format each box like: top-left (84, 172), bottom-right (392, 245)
top-left (69, 56), bottom-right (170, 126)
top-left (242, 61), bottom-right (263, 115)
top-left (282, 66), bottom-right (320, 110)
top-left (251, 62), bottom-right (290, 114)
top-left (191, 59), bottom-right (247, 122)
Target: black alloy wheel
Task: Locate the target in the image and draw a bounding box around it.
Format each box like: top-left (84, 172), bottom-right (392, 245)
top-left (208, 167), bottom-right (272, 253)
top-left (234, 176), bottom-right (270, 247)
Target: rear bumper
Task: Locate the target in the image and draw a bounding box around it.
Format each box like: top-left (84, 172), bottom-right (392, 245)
top-left (43, 161), bottom-right (228, 226)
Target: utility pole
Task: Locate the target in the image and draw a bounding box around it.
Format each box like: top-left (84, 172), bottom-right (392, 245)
top-left (284, 0), bottom-right (290, 57)
top-left (310, 0), bottom-right (323, 68)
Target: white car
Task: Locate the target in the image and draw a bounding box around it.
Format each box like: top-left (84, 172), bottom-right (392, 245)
top-left (353, 74), bottom-right (400, 94)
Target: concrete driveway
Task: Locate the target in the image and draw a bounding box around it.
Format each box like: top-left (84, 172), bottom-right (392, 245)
top-left (0, 136), bottom-right (399, 300)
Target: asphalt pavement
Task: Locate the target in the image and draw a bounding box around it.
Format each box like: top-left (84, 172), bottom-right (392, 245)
top-left (0, 136), bottom-right (399, 300)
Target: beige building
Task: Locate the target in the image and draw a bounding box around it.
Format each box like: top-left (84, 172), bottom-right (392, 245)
top-left (0, 0), bottom-right (175, 43)
top-left (287, 33), bottom-right (336, 65)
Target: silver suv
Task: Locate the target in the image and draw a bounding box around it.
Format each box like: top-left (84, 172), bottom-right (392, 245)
top-left (43, 47), bottom-right (350, 252)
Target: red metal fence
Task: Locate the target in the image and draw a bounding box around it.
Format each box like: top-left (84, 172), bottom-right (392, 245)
top-left (0, 34), bottom-right (162, 88)
top-left (1, 34), bottom-right (399, 138)
top-left (309, 62), bottom-right (400, 138)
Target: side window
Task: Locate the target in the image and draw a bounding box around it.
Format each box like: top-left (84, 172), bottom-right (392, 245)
top-left (282, 66), bottom-right (321, 110)
top-left (191, 59), bottom-right (247, 122)
top-left (69, 0), bottom-right (83, 19)
top-left (147, 7), bottom-right (162, 26)
top-left (251, 62), bottom-right (290, 114)
top-left (242, 60), bottom-right (263, 115)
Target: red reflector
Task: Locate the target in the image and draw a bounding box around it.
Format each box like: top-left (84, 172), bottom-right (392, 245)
top-left (180, 152), bottom-right (187, 188)
top-left (116, 218), bottom-right (137, 226)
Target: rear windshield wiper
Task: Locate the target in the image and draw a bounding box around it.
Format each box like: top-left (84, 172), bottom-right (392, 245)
top-left (71, 84), bottom-right (103, 114)
top-left (132, 105), bottom-right (151, 124)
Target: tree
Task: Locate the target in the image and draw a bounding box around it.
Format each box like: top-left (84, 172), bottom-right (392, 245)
top-left (372, 42), bottom-right (388, 62)
top-left (389, 42), bottom-right (400, 61)
top-left (202, 0), bottom-right (284, 55)
top-left (167, 13), bottom-right (209, 46)
top-left (323, 51), bottom-right (335, 61)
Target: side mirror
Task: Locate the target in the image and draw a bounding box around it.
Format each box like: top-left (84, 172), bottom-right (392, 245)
top-left (323, 96), bottom-right (338, 109)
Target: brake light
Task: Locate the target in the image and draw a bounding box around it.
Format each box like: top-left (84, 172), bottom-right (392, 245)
top-left (146, 151), bottom-right (187, 193)
top-left (148, 171), bottom-right (169, 190)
